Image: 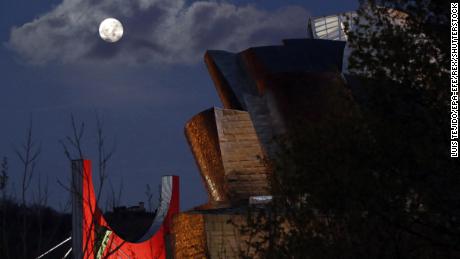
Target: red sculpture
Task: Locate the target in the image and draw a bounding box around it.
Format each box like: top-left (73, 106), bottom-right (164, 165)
top-left (71, 160), bottom-right (179, 258)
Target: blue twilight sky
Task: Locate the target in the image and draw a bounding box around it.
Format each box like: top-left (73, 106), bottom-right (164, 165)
top-left (0, 0), bottom-right (358, 211)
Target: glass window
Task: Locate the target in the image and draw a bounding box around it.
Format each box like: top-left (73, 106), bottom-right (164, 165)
top-left (310, 12), bottom-right (357, 41)
top-left (315, 24), bottom-right (327, 31)
top-left (314, 19), bottom-right (326, 27)
top-left (325, 16), bottom-right (339, 24)
top-left (316, 30), bottom-right (328, 37)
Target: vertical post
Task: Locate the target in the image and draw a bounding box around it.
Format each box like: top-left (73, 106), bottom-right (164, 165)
top-left (71, 160), bottom-right (83, 259)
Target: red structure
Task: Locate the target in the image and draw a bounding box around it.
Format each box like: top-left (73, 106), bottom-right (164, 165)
top-left (71, 160), bottom-right (179, 259)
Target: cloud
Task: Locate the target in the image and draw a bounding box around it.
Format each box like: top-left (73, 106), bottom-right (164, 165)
top-left (6, 0), bottom-right (309, 65)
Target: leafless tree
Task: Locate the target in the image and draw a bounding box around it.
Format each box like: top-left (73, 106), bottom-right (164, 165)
top-left (95, 113), bottom-right (116, 208)
top-left (14, 120), bottom-right (41, 259)
top-left (60, 114), bottom-right (115, 206)
top-left (32, 170), bottom-right (49, 256)
top-left (145, 184), bottom-right (155, 212)
top-left (0, 156), bottom-right (10, 259)
top-left (106, 178), bottom-right (124, 211)
top-left (60, 113), bottom-right (123, 258)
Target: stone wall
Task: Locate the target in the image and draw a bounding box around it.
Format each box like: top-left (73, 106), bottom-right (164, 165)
top-left (204, 214), bottom-right (242, 259)
top-left (214, 109), bottom-right (269, 202)
top-left (172, 212), bottom-right (263, 259)
top-left (185, 107), bottom-right (269, 205)
top-left (171, 213), bottom-right (207, 259)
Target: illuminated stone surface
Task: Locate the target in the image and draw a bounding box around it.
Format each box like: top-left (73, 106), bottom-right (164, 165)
top-left (172, 211), bottom-right (263, 259)
top-left (185, 107), bottom-right (269, 204)
top-left (204, 214), bottom-right (244, 258)
top-left (214, 108), bottom-right (268, 202)
top-left (171, 213), bottom-right (207, 258)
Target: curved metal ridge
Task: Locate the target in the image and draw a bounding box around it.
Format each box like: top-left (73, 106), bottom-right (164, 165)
top-left (137, 176), bottom-right (174, 242)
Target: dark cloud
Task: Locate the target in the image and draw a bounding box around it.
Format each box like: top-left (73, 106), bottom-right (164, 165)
top-left (6, 0), bottom-right (309, 65)
top-left (85, 39), bottom-right (122, 59)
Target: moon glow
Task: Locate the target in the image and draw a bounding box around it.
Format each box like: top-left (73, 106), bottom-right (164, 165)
top-left (99, 18), bottom-right (123, 43)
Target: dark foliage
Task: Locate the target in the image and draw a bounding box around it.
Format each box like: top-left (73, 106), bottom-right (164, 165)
top-left (242, 1), bottom-right (459, 258)
top-left (0, 199), bottom-right (71, 259)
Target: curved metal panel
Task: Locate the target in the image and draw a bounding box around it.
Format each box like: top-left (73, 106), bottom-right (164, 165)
top-left (138, 176), bottom-right (174, 242)
top-left (184, 108), bottom-right (228, 203)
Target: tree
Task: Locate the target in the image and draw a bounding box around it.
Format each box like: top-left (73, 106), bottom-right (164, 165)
top-left (60, 114), bottom-right (116, 208)
top-left (0, 121), bottom-right (70, 259)
top-left (347, 0), bottom-right (448, 97)
top-left (242, 1), bottom-right (459, 258)
top-left (14, 120), bottom-right (41, 259)
top-left (60, 113), bottom-right (124, 258)
top-left (0, 157), bottom-right (9, 258)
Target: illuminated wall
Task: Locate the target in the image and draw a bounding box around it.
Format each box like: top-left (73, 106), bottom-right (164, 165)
top-left (171, 213), bottom-right (262, 259)
top-left (185, 107), bottom-right (269, 205)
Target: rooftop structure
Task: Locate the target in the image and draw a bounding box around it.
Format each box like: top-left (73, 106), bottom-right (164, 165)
top-left (308, 12), bottom-right (356, 41)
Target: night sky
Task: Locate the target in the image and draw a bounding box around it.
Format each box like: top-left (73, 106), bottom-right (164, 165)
top-left (0, 0), bottom-right (358, 211)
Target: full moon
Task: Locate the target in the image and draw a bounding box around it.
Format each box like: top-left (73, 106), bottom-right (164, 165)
top-left (99, 18), bottom-right (123, 43)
